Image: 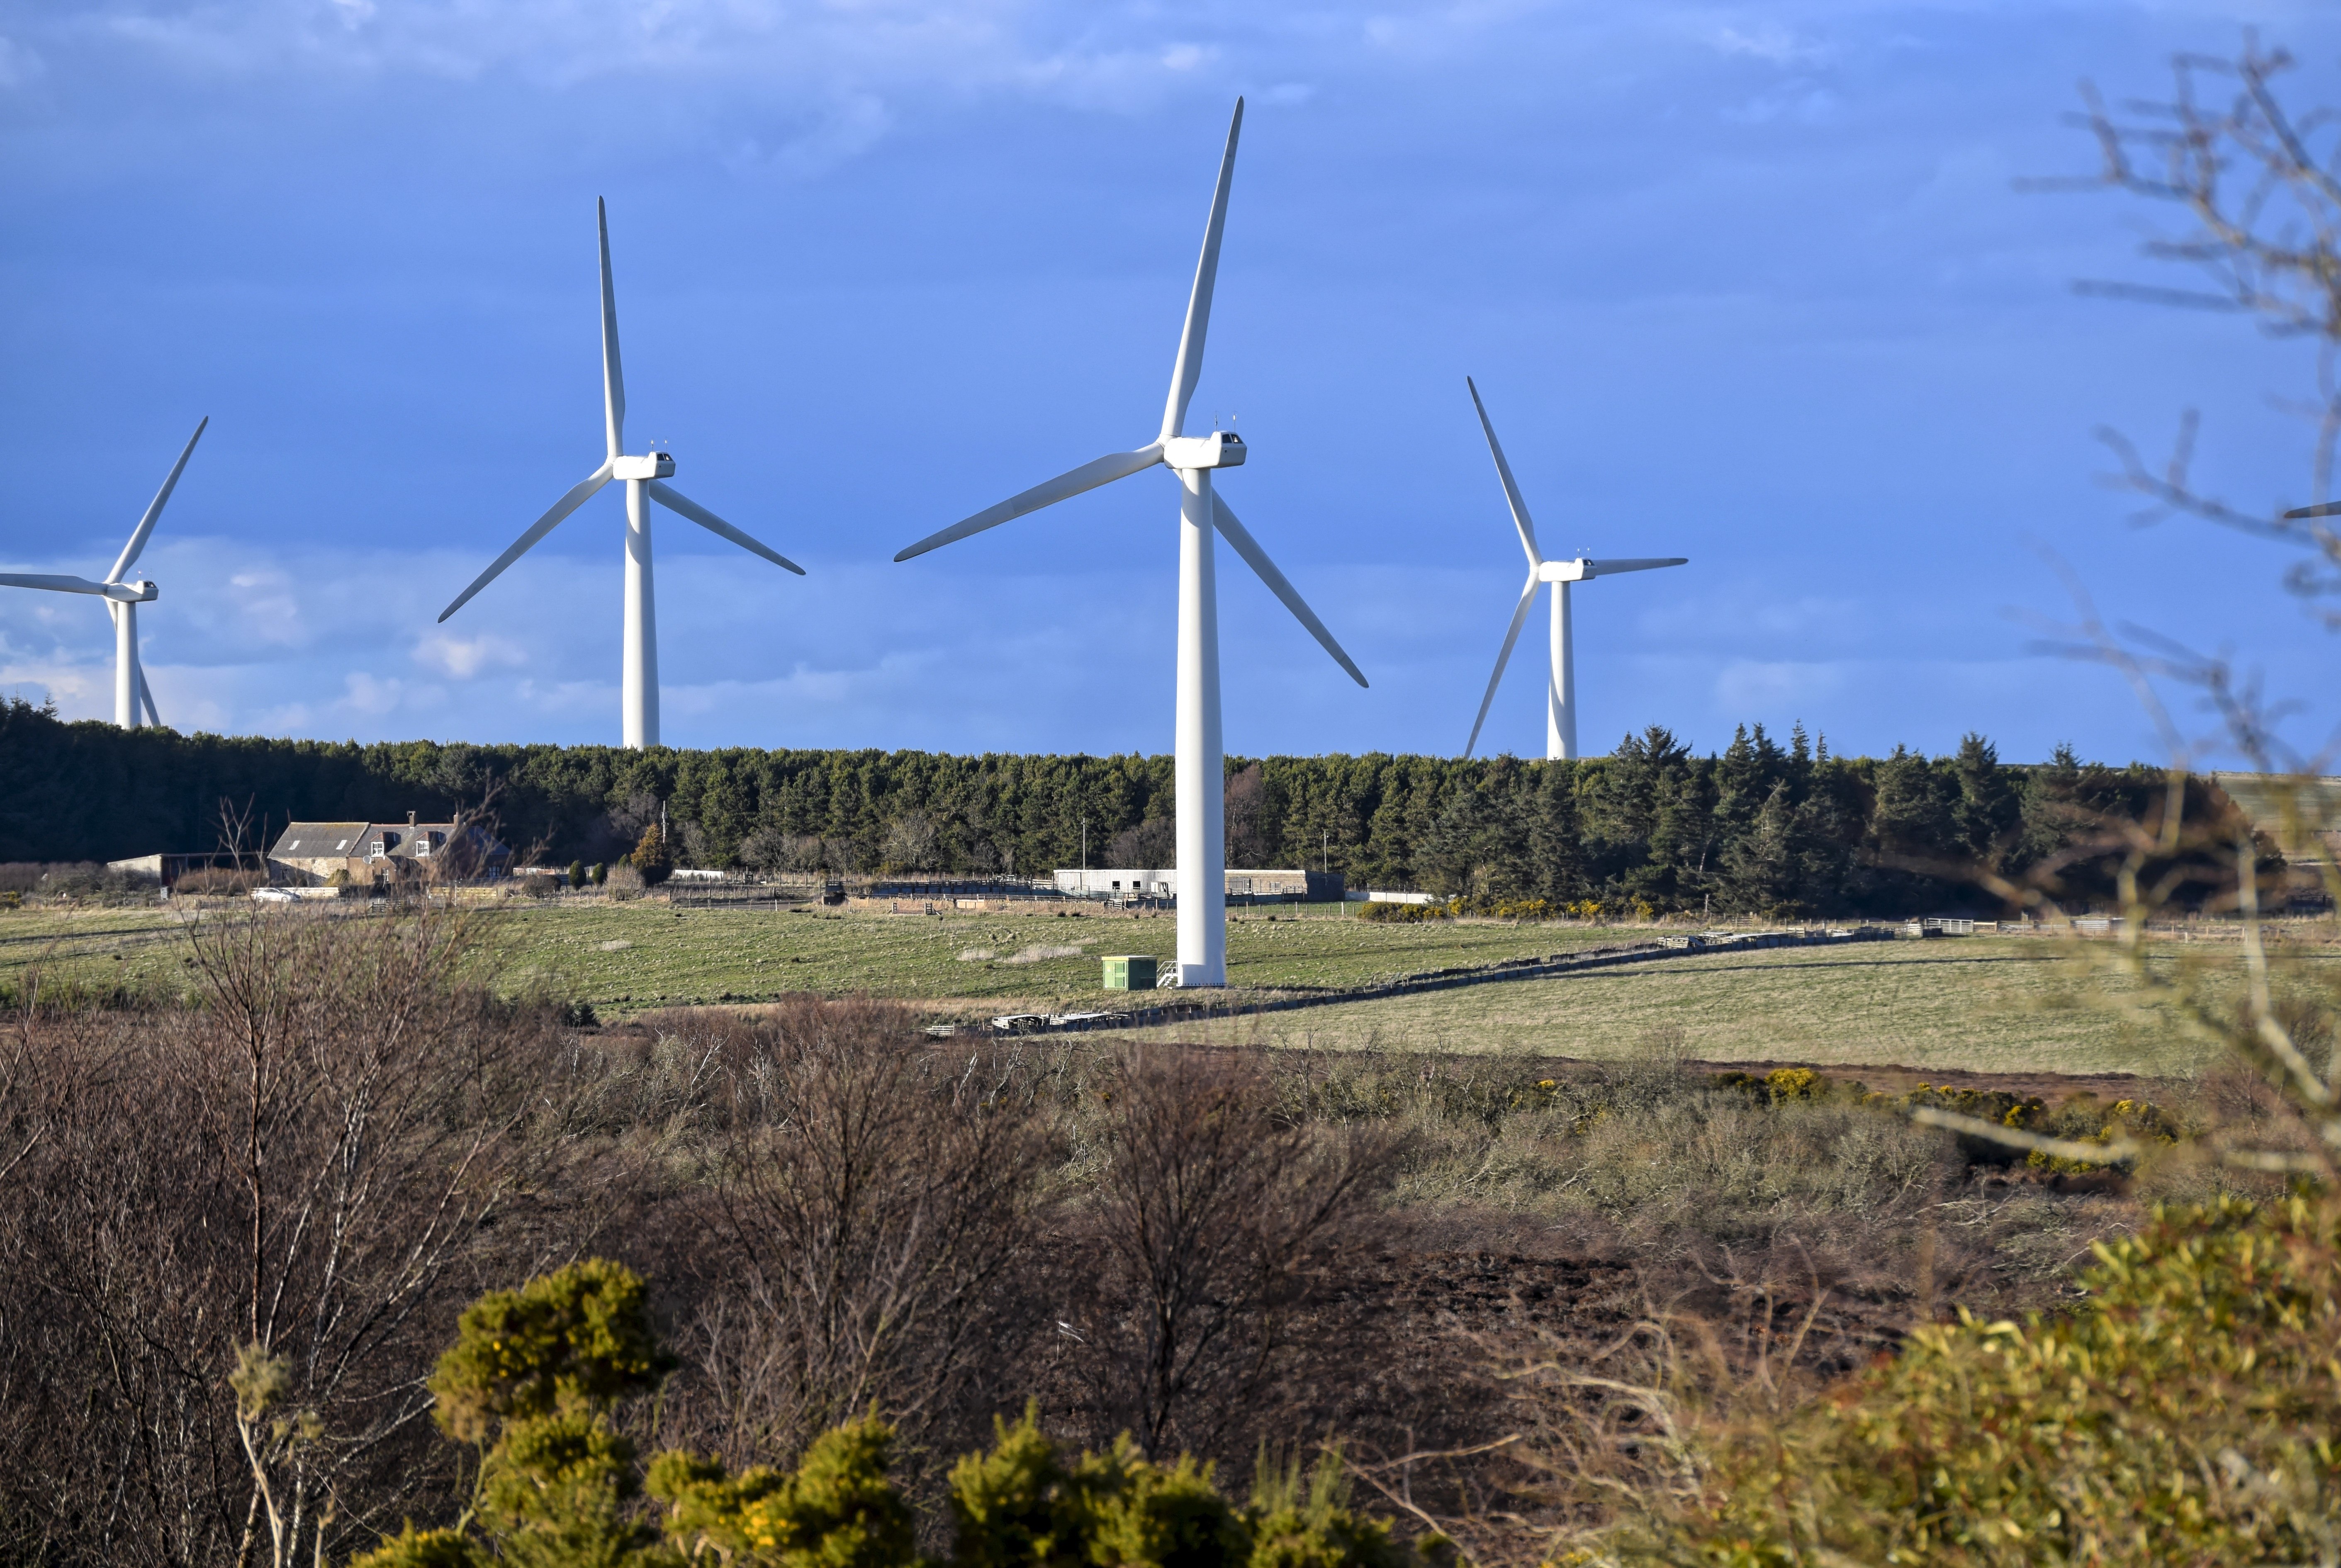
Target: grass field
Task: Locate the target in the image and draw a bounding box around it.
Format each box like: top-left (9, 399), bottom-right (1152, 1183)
top-left (0, 902), bottom-right (1631, 1013)
top-left (5, 899), bottom-right (2331, 1078)
top-left (1127, 938), bottom-right (2225, 1077)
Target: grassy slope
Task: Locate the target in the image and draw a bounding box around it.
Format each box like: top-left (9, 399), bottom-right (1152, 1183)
top-left (1129, 938), bottom-right (2212, 1075)
top-left (10, 900), bottom-right (2325, 1077)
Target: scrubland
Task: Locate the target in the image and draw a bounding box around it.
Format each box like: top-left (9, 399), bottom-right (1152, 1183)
top-left (2, 896), bottom-right (2332, 1566)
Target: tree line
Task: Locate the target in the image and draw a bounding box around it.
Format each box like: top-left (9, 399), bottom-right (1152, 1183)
top-left (0, 695), bottom-right (2231, 916)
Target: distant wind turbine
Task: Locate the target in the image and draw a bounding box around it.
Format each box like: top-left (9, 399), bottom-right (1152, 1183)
top-left (892, 99), bottom-right (1366, 988)
top-left (437, 199), bottom-right (805, 749)
top-left (1462, 379), bottom-right (1685, 761)
top-left (0, 418), bottom-right (206, 729)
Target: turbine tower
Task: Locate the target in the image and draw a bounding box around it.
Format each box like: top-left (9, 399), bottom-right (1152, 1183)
top-left (1462, 379), bottom-right (1685, 760)
top-left (893, 99), bottom-right (1366, 988)
top-left (438, 199), bottom-right (805, 749)
top-left (0, 417), bottom-right (206, 729)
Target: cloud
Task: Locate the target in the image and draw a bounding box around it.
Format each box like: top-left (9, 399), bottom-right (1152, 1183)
top-left (338, 671), bottom-right (406, 715)
top-left (1703, 21), bottom-right (1835, 68)
top-left (1713, 657), bottom-right (1850, 710)
top-left (414, 630), bottom-right (527, 679)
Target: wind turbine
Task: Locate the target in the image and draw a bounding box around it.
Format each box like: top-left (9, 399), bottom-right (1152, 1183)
top-left (437, 199), bottom-right (805, 749)
top-left (1462, 379), bottom-right (1685, 761)
top-left (892, 99), bottom-right (1366, 988)
top-left (0, 417), bottom-right (206, 729)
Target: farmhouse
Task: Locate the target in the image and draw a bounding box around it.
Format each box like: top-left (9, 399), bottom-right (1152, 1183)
top-left (268, 813), bottom-right (509, 885)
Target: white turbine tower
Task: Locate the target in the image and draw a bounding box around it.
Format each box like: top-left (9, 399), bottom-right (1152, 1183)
top-left (1462, 379), bottom-right (1685, 761)
top-left (893, 99), bottom-right (1366, 988)
top-left (0, 417), bottom-right (206, 729)
top-left (438, 199), bottom-right (805, 749)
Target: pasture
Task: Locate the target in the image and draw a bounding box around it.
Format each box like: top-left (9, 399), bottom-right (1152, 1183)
top-left (3, 897), bottom-right (2325, 1077)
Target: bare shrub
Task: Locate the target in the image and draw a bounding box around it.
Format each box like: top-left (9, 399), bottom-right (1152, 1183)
top-left (669, 1001), bottom-right (1052, 1474)
top-left (1063, 1047), bottom-right (1394, 1459)
top-left (0, 904), bottom-right (564, 1566)
top-left (177, 865), bottom-right (265, 895)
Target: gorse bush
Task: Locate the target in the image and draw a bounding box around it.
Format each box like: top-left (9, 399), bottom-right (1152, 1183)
top-left (357, 1259), bottom-right (1448, 1568)
top-left (1621, 1192), bottom-right (2341, 1566)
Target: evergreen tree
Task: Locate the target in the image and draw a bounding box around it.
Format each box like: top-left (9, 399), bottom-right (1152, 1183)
top-left (630, 823), bottom-right (674, 886)
top-left (1952, 732), bottom-right (2021, 864)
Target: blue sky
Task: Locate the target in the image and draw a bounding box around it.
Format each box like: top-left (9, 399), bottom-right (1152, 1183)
top-left (2, 0), bottom-right (2336, 766)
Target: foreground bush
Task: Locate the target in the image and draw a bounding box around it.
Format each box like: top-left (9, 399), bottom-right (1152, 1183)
top-left (357, 1259), bottom-right (1445, 1568)
top-left (1621, 1192), bottom-right (2341, 1566)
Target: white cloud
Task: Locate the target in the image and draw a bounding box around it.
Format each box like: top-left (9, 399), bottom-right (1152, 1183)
top-left (338, 671), bottom-right (406, 715)
top-left (1713, 657), bottom-right (1849, 710)
top-left (414, 630), bottom-right (527, 679)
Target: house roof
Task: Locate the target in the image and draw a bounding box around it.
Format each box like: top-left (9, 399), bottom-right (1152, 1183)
top-left (270, 822), bottom-right (372, 858)
top-left (268, 820), bottom-right (508, 861)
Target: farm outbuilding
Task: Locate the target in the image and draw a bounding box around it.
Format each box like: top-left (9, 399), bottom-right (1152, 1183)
top-left (1051, 867), bottom-right (1344, 902)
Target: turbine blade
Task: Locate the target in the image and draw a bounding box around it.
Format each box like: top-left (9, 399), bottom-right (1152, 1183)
top-left (1583, 557), bottom-right (1689, 578)
top-left (646, 481), bottom-right (806, 575)
top-left (1209, 492), bottom-right (1368, 688)
top-left (1158, 99), bottom-right (1244, 443)
top-left (2284, 500), bottom-right (2341, 519)
top-left (1465, 377), bottom-right (1541, 569)
top-left (109, 416), bottom-right (209, 582)
top-left (894, 445), bottom-right (1163, 562)
top-left (1464, 574), bottom-right (1540, 758)
top-left (599, 198), bottom-right (626, 461)
top-left (139, 664), bottom-right (161, 728)
top-left (438, 463), bottom-right (613, 622)
top-left (0, 572), bottom-right (124, 597)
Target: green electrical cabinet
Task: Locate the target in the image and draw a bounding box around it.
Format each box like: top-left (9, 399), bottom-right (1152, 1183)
top-left (1101, 955), bottom-right (1158, 991)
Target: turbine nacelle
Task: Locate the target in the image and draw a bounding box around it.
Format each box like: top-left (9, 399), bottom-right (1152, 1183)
top-left (114, 580), bottom-right (158, 603)
top-left (1161, 432), bottom-right (1246, 470)
top-left (611, 453), bottom-right (676, 481)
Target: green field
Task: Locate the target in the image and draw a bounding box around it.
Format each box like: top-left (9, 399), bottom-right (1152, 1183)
top-left (0, 902), bottom-right (1626, 1013)
top-left (5, 900), bottom-right (2329, 1078)
top-left (1128, 938), bottom-right (2221, 1076)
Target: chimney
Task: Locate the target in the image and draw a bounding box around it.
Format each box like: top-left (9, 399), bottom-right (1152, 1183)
top-left (408, 810), bottom-right (417, 829)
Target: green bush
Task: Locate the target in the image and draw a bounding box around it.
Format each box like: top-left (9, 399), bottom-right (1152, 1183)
top-left (354, 1266), bottom-right (1449, 1568)
top-left (1624, 1193), bottom-right (2341, 1566)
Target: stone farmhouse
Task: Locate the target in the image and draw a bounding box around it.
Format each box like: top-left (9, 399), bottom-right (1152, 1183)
top-left (268, 813), bottom-right (509, 886)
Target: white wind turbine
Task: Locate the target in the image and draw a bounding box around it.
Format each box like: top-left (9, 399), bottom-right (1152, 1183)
top-left (0, 417), bottom-right (206, 729)
top-left (1462, 379), bottom-right (1685, 761)
top-left (438, 199), bottom-right (805, 749)
top-left (893, 98), bottom-right (1366, 988)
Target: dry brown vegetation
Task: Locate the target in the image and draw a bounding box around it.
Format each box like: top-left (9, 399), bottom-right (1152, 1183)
top-left (0, 894), bottom-right (2277, 1566)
